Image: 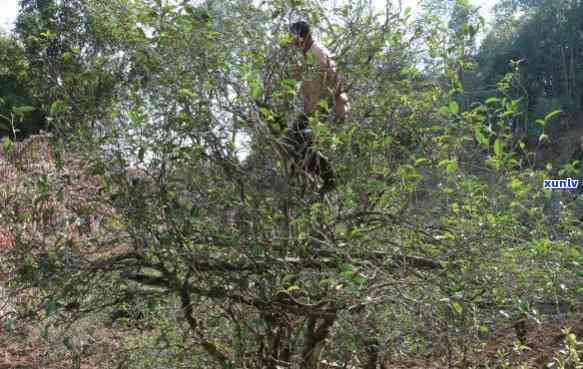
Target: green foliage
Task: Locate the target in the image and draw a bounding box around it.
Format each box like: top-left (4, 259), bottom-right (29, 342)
top-left (15, 0), bottom-right (130, 135)
top-left (0, 1), bottom-right (581, 369)
top-left (0, 32), bottom-right (45, 138)
top-left (551, 328), bottom-right (582, 369)
top-left (478, 0), bottom-right (583, 123)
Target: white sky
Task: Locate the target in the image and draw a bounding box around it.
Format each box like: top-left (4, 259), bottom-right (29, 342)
top-left (0, 0), bottom-right (494, 32)
top-left (0, 0), bottom-right (18, 32)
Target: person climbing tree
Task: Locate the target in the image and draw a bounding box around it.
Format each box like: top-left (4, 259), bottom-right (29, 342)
top-left (284, 20), bottom-right (350, 194)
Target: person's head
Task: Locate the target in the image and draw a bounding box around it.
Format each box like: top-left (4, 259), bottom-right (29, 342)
top-left (290, 21), bottom-right (311, 48)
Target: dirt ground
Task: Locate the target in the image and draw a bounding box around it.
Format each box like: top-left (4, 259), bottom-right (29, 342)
top-left (0, 316), bottom-right (581, 369)
top-left (380, 318), bottom-right (583, 369)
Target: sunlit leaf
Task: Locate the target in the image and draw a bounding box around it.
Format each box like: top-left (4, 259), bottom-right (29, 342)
top-left (451, 301), bottom-right (463, 314)
top-left (494, 138), bottom-right (503, 157)
top-left (474, 128), bottom-right (487, 146)
top-left (449, 101), bottom-right (459, 115)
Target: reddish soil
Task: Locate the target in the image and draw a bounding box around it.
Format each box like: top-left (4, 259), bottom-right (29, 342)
top-left (380, 318), bottom-right (583, 369)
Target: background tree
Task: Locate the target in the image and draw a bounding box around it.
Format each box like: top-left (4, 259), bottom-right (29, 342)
top-left (15, 0), bottom-right (130, 135)
top-left (0, 30), bottom-right (45, 139)
top-left (478, 0), bottom-right (583, 140)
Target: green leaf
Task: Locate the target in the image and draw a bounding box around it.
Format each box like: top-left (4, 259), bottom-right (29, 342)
top-left (286, 285), bottom-right (301, 292)
top-left (509, 98), bottom-right (522, 111)
top-left (474, 128), bottom-right (487, 146)
top-left (449, 101), bottom-right (459, 115)
top-left (434, 231), bottom-right (456, 240)
top-left (544, 109), bottom-right (562, 122)
top-left (50, 100), bottom-right (66, 115)
top-left (259, 107), bottom-right (274, 121)
top-left (493, 138), bottom-right (503, 157)
top-left (485, 97), bottom-right (499, 105)
top-left (250, 80), bottom-right (262, 99)
top-left (280, 79), bottom-right (297, 92)
top-left (12, 105), bottom-right (36, 115)
top-left (178, 89), bottom-right (198, 99)
top-left (451, 301), bottom-right (463, 314)
top-left (2, 137), bottom-right (13, 156)
top-left (499, 110), bottom-right (514, 119)
top-left (353, 275), bottom-right (368, 285)
top-left (62, 51), bottom-right (73, 61)
top-left (306, 52), bottom-right (317, 65)
top-left (282, 274), bottom-right (297, 284)
top-left (340, 263), bottom-right (356, 278)
top-left (509, 178), bottom-right (522, 191)
top-left (438, 159), bottom-right (457, 174)
top-left (128, 109), bottom-right (144, 127)
top-left (190, 206), bottom-right (199, 219)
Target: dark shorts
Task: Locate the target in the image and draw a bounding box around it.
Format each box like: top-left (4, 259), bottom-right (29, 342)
top-left (283, 114), bottom-right (335, 192)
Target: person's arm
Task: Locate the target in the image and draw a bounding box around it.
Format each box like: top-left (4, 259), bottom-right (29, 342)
top-left (310, 42), bottom-right (350, 119)
top-left (335, 90), bottom-right (350, 119)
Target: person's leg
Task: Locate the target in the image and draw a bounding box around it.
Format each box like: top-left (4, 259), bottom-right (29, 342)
top-left (312, 111), bottom-right (337, 194)
top-left (285, 113), bottom-right (336, 193)
top-left (305, 149), bottom-right (335, 194)
top-left (282, 114), bottom-right (307, 159)
top-left (318, 154), bottom-right (336, 194)
top-left (295, 111), bottom-right (336, 193)
top-left (281, 114), bottom-right (309, 184)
